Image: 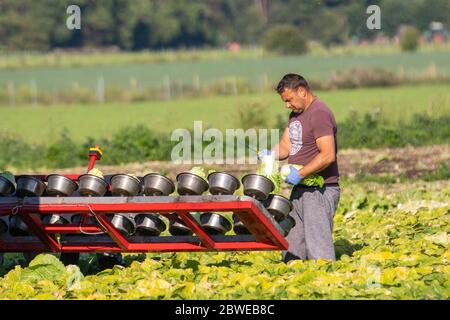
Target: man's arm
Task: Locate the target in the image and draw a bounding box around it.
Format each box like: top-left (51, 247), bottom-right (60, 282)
top-left (298, 135), bottom-right (335, 178)
top-left (272, 127), bottom-right (291, 161)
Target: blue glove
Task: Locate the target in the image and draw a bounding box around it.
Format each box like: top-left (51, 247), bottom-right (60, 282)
top-left (285, 166), bottom-right (302, 185)
top-left (257, 149), bottom-right (271, 159)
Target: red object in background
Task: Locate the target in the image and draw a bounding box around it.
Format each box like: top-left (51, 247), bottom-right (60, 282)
top-left (433, 34), bottom-right (444, 44)
top-left (227, 41), bottom-right (241, 52)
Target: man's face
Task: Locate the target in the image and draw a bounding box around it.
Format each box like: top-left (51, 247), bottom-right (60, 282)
top-left (280, 87), bottom-right (308, 113)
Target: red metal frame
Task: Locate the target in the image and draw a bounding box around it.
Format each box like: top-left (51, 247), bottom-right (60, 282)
top-left (0, 198), bottom-right (288, 253)
top-left (0, 146), bottom-right (288, 253)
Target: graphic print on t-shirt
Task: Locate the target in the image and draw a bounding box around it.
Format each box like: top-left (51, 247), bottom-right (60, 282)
top-left (289, 120), bottom-right (302, 155)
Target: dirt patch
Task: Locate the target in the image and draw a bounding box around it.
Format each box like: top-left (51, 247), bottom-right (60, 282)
top-left (338, 144), bottom-right (450, 178)
top-left (20, 145), bottom-right (449, 179)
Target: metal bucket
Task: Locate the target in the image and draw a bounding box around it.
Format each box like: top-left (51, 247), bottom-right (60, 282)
top-left (78, 174), bottom-right (108, 197)
top-left (279, 215), bottom-right (296, 237)
top-left (135, 214), bottom-right (166, 236)
top-left (263, 194), bottom-right (293, 221)
top-left (241, 174), bottom-right (274, 201)
top-left (42, 214), bottom-right (70, 225)
top-left (0, 176), bottom-right (15, 196)
top-left (8, 215), bottom-right (29, 236)
top-left (169, 220), bottom-right (193, 236)
top-left (143, 173), bottom-right (175, 196)
top-left (200, 212), bottom-right (232, 235)
top-left (176, 173), bottom-right (209, 195)
top-left (16, 176), bottom-right (46, 197)
top-left (46, 174), bottom-right (78, 197)
top-left (110, 174), bottom-right (141, 197)
top-left (207, 172), bottom-right (240, 195)
top-left (232, 213), bottom-right (250, 235)
top-left (110, 214), bottom-right (136, 236)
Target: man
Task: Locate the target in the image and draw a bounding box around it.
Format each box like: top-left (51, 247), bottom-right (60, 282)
top-left (261, 73), bottom-right (340, 261)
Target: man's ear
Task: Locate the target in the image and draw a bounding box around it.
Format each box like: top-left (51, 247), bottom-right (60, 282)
top-left (297, 87), bottom-right (306, 98)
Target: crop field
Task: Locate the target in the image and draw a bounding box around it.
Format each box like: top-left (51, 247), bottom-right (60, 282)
top-left (0, 180), bottom-right (448, 299)
top-left (0, 50), bottom-right (449, 91)
top-left (0, 84), bottom-right (449, 145)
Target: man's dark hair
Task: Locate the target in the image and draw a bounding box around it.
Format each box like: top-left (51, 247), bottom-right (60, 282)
top-left (276, 73), bottom-right (310, 94)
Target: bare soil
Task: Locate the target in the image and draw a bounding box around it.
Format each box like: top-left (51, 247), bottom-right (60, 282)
top-left (22, 145), bottom-right (450, 180)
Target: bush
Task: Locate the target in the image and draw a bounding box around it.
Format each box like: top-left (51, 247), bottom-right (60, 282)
top-left (237, 101), bottom-right (270, 129)
top-left (262, 25), bottom-right (308, 55)
top-left (99, 125), bottom-right (172, 165)
top-left (1, 113), bottom-right (449, 170)
top-left (330, 68), bottom-right (401, 89)
top-left (338, 111), bottom-right (450, 149)
top-left (400, 26), bottom-right (420, 52)
top-left (0, 132), bottom-right (45, 170)
top-left (45, 129), bottom-right (83, 168)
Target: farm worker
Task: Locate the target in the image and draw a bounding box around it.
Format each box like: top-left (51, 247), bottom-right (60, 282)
top-left (260, 73), bottom-right (340, 261)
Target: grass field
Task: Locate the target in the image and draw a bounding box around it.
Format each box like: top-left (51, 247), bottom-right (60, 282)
top-left (0, 50), bottom-right (449, 91)
top-left (0, 84), bottom-right (449, 144)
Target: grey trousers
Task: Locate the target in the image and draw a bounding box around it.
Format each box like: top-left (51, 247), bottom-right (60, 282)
top-left (282, 185), bottom-right (340, 262)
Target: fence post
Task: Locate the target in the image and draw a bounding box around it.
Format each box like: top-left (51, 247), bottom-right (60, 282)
top-left (52, 88), bottom-right (59, 105)
top-left (177, 80), bottom-right (183, 98)
top-left (163, 75), bottom-right (171, 100)
top-left (7, 81), bottom-right (15, 107)
top-left (130, 77), bottom-right (138, 92)
top-left (262, 73), bottom-right (268, 92)
top-left (231, 77), bottom-right (238, 95)
top-left (220, 78), bottom-right (227, 95)
top-left (30, 80), bottom-right (38, 106)
top-left (97, 76), bottom-right (105, 103)
top-left (193, 74), bottom-right (200, 92)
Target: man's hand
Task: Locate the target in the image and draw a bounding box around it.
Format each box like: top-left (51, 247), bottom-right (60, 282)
top-left (298, 135), bottom-right (335, 178)
top-left (285, 165), bottom-right (303, 185)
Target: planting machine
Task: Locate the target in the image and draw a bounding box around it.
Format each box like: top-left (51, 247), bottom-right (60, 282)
top-left (0, 146), bottom-right (295, 265)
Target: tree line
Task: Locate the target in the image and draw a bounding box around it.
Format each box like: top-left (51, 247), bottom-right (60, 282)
top-left (0, 0), bottom-right (448, 51)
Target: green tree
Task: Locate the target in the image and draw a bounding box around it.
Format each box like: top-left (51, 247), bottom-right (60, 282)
top-left (262, 24), bottom-right (309, 55)
top-left (308, 9), bottom-right (349, 46)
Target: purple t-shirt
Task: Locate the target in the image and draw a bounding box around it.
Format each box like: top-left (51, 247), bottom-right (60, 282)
top-left (287, 96), bottom-right (339, 184)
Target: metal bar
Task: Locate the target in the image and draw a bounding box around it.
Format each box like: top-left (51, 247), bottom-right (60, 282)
top-left (87, 156), bottom-right (97, 172)
top-left (0, 196), bottom-right (288, 253)
top-left (43, 225), bottom-right (102, 233)
top-left (177, 212), bottom-right (216, 250)
top-left (18, 212), bottom-right (61, 252)
top-left (248, 202), bottom-right (288, 249)
top-left (5, 201), bottom-right (253, 214)
top-left (94, 213), bottom-right (129, 250)
top-left (235, 204), bottom-right (288, 250)
top-left (0, 241), bottom-right (50, 252)
top-left (0, 241), bottom-right (280, 253)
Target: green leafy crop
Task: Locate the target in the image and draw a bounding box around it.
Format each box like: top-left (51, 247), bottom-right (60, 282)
top-left (0, 181), bottom-right (448, 300)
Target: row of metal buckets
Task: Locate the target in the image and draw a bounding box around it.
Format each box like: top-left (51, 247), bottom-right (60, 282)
top-left (0, 171), bottom-right (295, 238)
top-left (1, 171), bottom-right (280, 201)
top-left (0, 209), bottom-right (295, 239)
